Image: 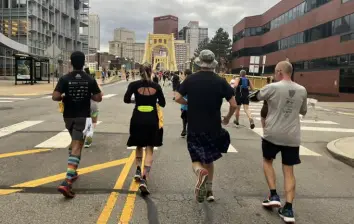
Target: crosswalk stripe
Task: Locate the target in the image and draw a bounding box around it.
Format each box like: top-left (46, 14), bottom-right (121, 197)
top-left (0, 97), bottom-right (29, 100)
top-left (301, 127), bottom-right (354, 133)
top-left (0, 121), bottom-right (44, 138)
top-left (127, 146), bottom-right (158, 150)
top-left (41, 96), bottom-right (52, 99)
top-left (35, 121), bottom-right (102, 148)
top-left (228, 144), bottom-right (238, 153)
top-left (252, 128), bottom-right (321, 156)
top-left (0, 101), bottom-right (13, 103)
top-left (253, 117), bottom-right (339, 125)
top-left (103, 94), bottom-right (117, 99)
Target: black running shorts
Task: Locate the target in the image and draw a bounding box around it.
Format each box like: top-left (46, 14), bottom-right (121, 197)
top-left (64, 117), bottom-right (87, 141)
top-left (262, 139), bottom-right (301, 166)
top-left (236, 94), bottom-right (249, 106)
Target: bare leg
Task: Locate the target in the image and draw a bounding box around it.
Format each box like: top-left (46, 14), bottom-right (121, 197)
top-left (143, 146), bottom-right (154, 180)
top-left (282, 165), bottom-right (296, 204)
top-left (135, 147), bottom-right (143, 167)
top-left (243, 104), bottom-right (255, 129)
top-left (234, 106), bottom-right (241, 124)
top-left (202, 163), bottom-right (215, 201)
top-left (263, 158), bottom-right (276, 190)
top-left (261, 117), bottom-right (266, 129)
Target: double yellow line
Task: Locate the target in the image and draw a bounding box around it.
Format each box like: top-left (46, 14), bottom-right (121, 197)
top-left (97, 151), bottom-right (144, 224)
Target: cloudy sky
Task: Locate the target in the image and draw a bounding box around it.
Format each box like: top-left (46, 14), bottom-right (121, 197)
top-left (90, 0), bottom-right (281, 52)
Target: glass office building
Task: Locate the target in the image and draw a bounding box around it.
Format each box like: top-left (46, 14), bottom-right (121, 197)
top-left (0, 0), bottom-right (89, 76)
top-left (231, 0), bottom-right (354, 101)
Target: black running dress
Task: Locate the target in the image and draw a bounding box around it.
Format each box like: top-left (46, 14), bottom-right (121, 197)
top-left (124, 80), bottom-right (166, 147)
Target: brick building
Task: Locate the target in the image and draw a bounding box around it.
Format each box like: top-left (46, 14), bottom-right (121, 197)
top-left (153, 15), bottom-right (178, 39)
top-left (231, 0), bottom-right (354, 101)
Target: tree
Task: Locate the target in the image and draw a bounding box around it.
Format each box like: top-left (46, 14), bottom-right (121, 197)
top-left (208, 28), bottom-right (232, 73)
top-left (194, 37), bottom-right (209, 58)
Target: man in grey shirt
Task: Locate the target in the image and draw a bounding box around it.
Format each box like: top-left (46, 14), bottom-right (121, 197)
top-left (250, 61), bottom-right (307, 223)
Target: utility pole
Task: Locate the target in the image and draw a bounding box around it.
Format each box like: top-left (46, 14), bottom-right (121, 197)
top-left (74, 0), bottom-right (80, 51)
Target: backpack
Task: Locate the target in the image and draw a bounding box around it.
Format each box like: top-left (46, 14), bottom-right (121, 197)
top-left (240, 77), bottom-right (249, 89)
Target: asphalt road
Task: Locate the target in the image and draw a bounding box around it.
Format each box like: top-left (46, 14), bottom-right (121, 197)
top-left (0, 80), bottom-right (353, 224)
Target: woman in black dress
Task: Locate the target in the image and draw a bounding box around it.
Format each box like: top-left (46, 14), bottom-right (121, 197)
top-left (123, 64), bottom-right (166, 195)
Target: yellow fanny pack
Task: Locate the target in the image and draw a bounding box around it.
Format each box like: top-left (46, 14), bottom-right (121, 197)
top-left (156, 104), bottom-right (163, 129)
top-left (59, 101), bottom-right (64, 113)
top-left (137, 105), bottom-right (154, 112)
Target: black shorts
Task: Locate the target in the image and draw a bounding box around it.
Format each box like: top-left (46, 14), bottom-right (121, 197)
top-left (181, 110), bottom-right (187, 120)
top-left (262, 139), bottom-right (301, 166)
top-left (235, 94), bottom-right (249, 106)
top-left (64, 117), bottom-right (87, 141)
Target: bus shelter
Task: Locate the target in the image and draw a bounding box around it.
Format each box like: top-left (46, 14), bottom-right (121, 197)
top-left (14, 54), bottom-right (50, 85)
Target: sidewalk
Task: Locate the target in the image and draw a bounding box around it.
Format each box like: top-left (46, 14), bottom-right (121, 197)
top-left (327, 137), bottom-right (354, 167)
top-left (0, 75), bottom-right (121, 96)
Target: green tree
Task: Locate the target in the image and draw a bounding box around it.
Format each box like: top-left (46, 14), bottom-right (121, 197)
top-left (208, 28), bottom-right (232, 72)
top-left (194, 37), bottom-right (209, 58)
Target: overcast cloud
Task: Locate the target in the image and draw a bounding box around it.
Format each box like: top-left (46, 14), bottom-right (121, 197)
top-left (89, 0), bottom-right (281, 52)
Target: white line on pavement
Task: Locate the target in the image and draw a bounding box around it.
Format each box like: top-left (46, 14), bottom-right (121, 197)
top-left (103, 94), bottom-right (117, 99)
top-left (228, 144), bottom-right (238, 153)
top-left (337, 111), bottom-right (354, 116)
top-left (253, 117), bottom-right (339, 125)
top-left (35, 121), bottom-right (102, 148)
top-left (41, 96), bottom-right (52, 99)
top-left (127, 146), bottom-right (158, 150)
top-left (0, 121), bottom-right (44, 138)
top-left (301, 126), bottom-right (354, 133)
top-left (0, 101), bottom-right (13, 103)
top-left (252, 128), bottom-right (321, 156)
top-left (0, 97), bottom-right (29, 100)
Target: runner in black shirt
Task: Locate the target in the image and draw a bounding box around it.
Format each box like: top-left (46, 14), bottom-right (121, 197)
top-left (52, 51), bottom-right (102, 198)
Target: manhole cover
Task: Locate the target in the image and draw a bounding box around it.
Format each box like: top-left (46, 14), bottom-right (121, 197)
top-left (0, 107), bottom-right (13, 110)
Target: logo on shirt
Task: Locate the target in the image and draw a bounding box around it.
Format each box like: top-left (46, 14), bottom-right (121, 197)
top-left (289, 90), bottom-right (296, 98)
top-left (75, 74), bottom-right (82, 79)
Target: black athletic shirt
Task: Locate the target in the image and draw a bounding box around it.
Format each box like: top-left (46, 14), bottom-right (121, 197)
top-left (178, 71), bottom-right (234, 133)
top-left (55, 70), bottom-right (101, 118)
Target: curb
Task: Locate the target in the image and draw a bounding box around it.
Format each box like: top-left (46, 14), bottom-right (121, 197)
top-left (327, 138), bottom-right (354, 167)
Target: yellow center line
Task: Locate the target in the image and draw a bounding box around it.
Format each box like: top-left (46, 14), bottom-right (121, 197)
top-left (119, 152), bottom-right (145, 223)
top-left (0, 149), bottom-right (52, 159)
top-left (96, 151), bottom-right (136, 224)
top-left (0, 158), bottom-right (128, 196)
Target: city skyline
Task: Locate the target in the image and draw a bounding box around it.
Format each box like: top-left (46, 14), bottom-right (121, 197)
top-left (89, 0), bottom-right (281, 52)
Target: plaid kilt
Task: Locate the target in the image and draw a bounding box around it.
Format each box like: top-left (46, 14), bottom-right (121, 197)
top-left (187, 129), bottom-right (230, 164)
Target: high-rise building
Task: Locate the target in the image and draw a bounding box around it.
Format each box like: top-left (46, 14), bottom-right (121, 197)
top-left (153, 15), bottom-right (178, 39)
top-left (114, 28), bottom-right (135, 42)
top-left (0, 0), bottom-right (89, 76)
top-left (88, 14), bottom-right (100, 53)
top-left (109, 28), bottom-right (145, 64)
top-left (174, 40), bottom-right (190, 71)
top-left (178, 21), bottom-right (208, 58)
top-left (232, 0), bottom-right (354, 101)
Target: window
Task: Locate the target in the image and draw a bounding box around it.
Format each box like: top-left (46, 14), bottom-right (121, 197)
top-left (339, 68), bottom-right (354, 93)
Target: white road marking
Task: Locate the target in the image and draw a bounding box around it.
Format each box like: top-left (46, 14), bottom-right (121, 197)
top-left (253, 117), bottom-right (339, 125)
top-left (0, 101), bottom-right (13, 103)
top-left (35, 121), bottom-right (102, 148)
top-left (228, 144), bottom-right (238, 153)
top-left (252, 128), bottom-right (321, 156)
top-left (127, 146), bottom-right (158, 150)
top-left (301, 127), bottom-right (354, 133)
top-left (249, 109), bottom-right (261, 111)
top-left (0, 121), bottom-right (44, 138)
top-left (0, 97), bottom-right (29, 100)
top-left (337, 112), bottom-right (354, 116)
top-left (103, 94), bottom-right (117, 99)
top-left (41, 96), bottom-right (52, 99)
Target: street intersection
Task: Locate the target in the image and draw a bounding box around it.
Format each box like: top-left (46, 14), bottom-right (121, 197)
top-left (0, 80), bottom-right (353, 224)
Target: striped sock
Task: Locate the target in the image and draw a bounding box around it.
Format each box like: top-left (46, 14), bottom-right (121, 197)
top-left (66, 155), bottom-right (80, 184)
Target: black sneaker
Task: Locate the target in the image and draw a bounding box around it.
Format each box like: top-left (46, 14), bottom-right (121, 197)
top-left (181, 130), bottom-right (186, 138)
top-left (262, 194), bottom-right (281, 208)
top-left (233, 120), bottom-right (239, 126)
top-left (134, 167), bottom-right (142, 182)
top-left (139, 177), bottom-right (150, 196)
top-left (250, 119), bottom-right (255, 129)
top-left (278, 207), bottom-right (295, 223)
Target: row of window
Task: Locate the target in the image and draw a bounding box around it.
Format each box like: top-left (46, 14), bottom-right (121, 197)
top-left (232, 12), bottom-right (354, 59)
top-left (233, 0), bottom-right (331, 43)
top-left (341, 32), bottom-right (354, 42)
top-left (232, 54), bottom-right (354, 94)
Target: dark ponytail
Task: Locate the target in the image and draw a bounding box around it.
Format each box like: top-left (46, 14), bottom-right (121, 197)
top-left (139, 64), bottom-right (152, 81)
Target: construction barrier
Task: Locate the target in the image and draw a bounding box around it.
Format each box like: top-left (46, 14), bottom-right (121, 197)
top-left (221, 74), bottom-right (270, 90)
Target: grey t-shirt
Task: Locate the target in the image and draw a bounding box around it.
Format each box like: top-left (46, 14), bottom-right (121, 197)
top-left (257, 80), bottom-right (307, 147)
